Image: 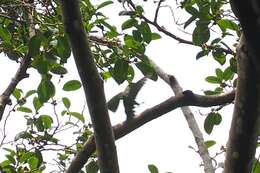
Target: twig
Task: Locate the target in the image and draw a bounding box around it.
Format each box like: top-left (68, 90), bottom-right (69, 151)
top-left (127, 1), bottom-right (235, 55)
top-left (154, 0), bottom-right (164, 23)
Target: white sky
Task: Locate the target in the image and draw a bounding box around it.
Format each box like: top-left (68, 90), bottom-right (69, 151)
top-left (0, 1), bottom-right (259, 173)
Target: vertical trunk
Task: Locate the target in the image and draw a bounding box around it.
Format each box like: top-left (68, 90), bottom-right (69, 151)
top-left (224, 34), bottom-right (260, 173)
top-left (61, 1), bottom-right (120, 172)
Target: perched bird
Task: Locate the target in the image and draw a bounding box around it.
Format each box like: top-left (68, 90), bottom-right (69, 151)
top-left (107, 77), bottom-right (147, 120)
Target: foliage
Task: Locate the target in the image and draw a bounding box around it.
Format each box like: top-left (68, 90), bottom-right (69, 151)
top-left (0, 0), bottom-right (258, 172)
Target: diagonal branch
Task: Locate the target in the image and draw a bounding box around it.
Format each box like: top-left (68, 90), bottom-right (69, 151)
top-left (149, 58), bottom-right (215, 173)
top-left (60, 1), bottom-right (119, 173)
top-left (66, 89), bottom-right (235, 172)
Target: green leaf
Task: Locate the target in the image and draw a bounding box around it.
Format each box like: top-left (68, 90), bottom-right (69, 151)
top-left (119, 10), bottom-right (136, 16)
top-left (215, 68), bottom-right (223, 80)
top-left (184, 15), bottom-right (197, 29)
top-left (213, 113), bottom-right (222, 125)
top-left (127, 65), bottom-right (135, 81)
top-left (14, 131), bottom-right (33, 141)
top-left (34, 118), bottom-right (45, 132)
top-left (214, 87), bottom-right (223, 94)
top-left (107, 93), bottom-right (123, 112)
top-left (217, 19), bottom-right (239, 32)
top-left (124, 35), bottom-right (144, 53)
top-left (17, 106), bottom-right (32, 113)
top-left (28, 156), bottom-right (39, 169)
top-left (33, 97), bottom-right (43, 112)
top-left (212, 49), bottom-right (226, 65)
top-left (113, 59), bottom-right (129, 84)
top-left (57, 36), bottom-right (71, 63)
top-left (51, 64), bottom-right (68, 75)
top-left (229, 58), bottom-right (237, 73)
top-left (28, 35), bottom-right (42, 57)
top-left (192, 25), bottom-right (210, 45)
top-left (204, 140), bottom-right (216, 148)
top-left (0, 27), bottom-right (11, 42)
top-left (151, 33), bottom-right (161, 40)
top-left (25, 90), bottom-right (37, 98)
top-left (20, 152), bottom-right (34, 163)
top-left (204, 113), bottom-right (222, 134)
top-left (185, 6), bottom-right (199, 16)
top-left (101, 71), bottom-right (112, 80)
top-left (148, 164), bottom-right (159, 173)
top-left (136, 5), bottom-right (144, 15)
top-left (132, 30), bottom-right (142, 42)
top-left (31, 55), bottom-right (49, 74)
top-left (0, 160), bottom-right (11, 167)
top-left (35, 149), bottom-right (43, 168)
top-left (253, 159), bottom-right (260, 173)
top-left (85, 160), bottom-right (99, 173)
top-left (39, 115), bottom-right (53, 129)
top-left (204, 114), bottom-right (214, 134)
top-left (13, 88), bottom-right (22, 100)
top-left (196, 50), bottom-right (209, 60)
top-left (139, 22), bottom-right (152, 43)
top-left (63, 80), bottom-right (82, 91)
top-left (62, 97), bottom-right (71, 109)
top-left (136, 61), bottom-right (158, 81)
top-left (223, 67), bottom-right (234, 81)
top-left (5, 155), bottom-right (15, 165)
top-left (211, 38), bottom-right (222, 45)
top-left (96, 0), bottom-right (113, 10)
top-left (204, 90), bottom-right (219, 95)
top-left (205, 76), bottom-right (220, 84)
top-left (69, 112), bottom-right (85, 123)
top-left (37, 78), bottom-right (56, 103)
top-left (122, 18), bottom-right (138, 30)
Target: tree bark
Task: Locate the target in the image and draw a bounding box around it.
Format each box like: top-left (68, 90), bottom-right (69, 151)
top-left (149, 59), bottom-right (215, 173)
top-left (224, 34), bottom-right (260, 173)
top-left (61, 1), bottom-right (119, 172)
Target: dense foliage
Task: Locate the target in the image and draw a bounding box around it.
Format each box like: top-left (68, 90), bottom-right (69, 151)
top-left (0, 0), bottom-right (259, 173)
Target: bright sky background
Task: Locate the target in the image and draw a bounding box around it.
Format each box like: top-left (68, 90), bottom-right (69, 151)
top-left (0, 1), bottom-right (259, 173)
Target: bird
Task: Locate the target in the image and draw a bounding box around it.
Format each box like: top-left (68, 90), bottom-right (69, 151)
top-left (107, 77), bottom-right (147, 120)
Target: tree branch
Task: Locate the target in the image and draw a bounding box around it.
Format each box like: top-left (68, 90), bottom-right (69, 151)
top-left (66, 90), bottom-right (235, 172)
top-left (149, 59), bottom-right (215, 173)
top-left (0, 1), bottom-right (35, 121)
top-left (127, 1), bottom-right (235, 56)
top-left (60, 1), bottom-right (119, 173)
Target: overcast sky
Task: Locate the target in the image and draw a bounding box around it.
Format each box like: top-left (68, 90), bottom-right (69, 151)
top-left (0, 1), bottom-right (259, 173)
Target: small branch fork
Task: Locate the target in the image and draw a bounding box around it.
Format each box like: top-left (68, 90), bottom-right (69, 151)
top-left (127, 0), bottom-right (235, 56)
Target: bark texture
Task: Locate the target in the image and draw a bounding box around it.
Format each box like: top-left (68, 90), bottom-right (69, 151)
top-left (224, 34), bottom-right (260, 173)
top-left (61, 1), bottom-right (119, 172)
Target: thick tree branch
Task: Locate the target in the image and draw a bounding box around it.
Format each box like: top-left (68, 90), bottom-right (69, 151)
top-left (60, 1), bottom-right (119, 173)
top-left (66, 90), bottom-right (235, 172)
top-left (224, 34), bottom-right (260, 173)
top-left (149, 59), bottom-right (215, 173)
